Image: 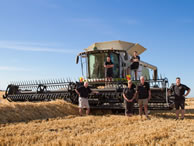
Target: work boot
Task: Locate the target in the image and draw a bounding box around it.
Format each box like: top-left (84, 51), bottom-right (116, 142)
top-left (175, 117), bottom-right (179, 120)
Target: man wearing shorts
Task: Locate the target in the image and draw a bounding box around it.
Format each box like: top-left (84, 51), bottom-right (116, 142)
top-left (123, 80), bottom-right (136, 116)
top-left (130, 51), bottom-right (140, 80)
top-left (104, 56), bottom-right (114, 83)
top-left (169, 77), bottom-right (190, 120)
top-left (136, 76), bottom-right (151, 119)
top-left (75, 81), bottom-right (97, 116)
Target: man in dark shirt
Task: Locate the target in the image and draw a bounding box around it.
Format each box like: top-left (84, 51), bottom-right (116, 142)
top-left (130, 51), bottom-right (140, 80)
top-left (104, 56), bottom-right (114, 85)
top-left (169, 77), bottom-right (190, 120)
top-left (123, 80), bottom-right (136, 116)
top-left (75, 81), bottom-right (97, 116)
top-left (136, 76), bottom-right (151, 119)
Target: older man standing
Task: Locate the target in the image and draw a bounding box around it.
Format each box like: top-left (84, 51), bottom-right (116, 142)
top-left (75, 81), bottom-right (98, 116)
top-left (169, 77), bottom-right (191, 120)
top-left (136, 76), bottom-right (151, 119)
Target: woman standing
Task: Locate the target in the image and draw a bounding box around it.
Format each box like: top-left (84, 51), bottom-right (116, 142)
top-left (130, 51), bottom-right (140, 80)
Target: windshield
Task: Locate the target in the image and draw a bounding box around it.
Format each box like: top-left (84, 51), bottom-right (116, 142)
top-left (88, 52), bottom-right (119, 78)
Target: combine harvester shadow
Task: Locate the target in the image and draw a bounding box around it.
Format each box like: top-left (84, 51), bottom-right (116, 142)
top-left (0, 100), bottom-right (79, 124)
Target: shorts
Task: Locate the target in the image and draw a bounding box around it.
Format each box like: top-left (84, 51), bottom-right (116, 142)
top-left (106, 70), bottom-right (113, 78)
top-left (175, 100), bottom-right (185, 110)
top-left (138, 99), bottom-right (148, 106)
top-left (79, 97), bottom-right (90, 109)
top-left (124, 100), bottom-right (134, 115)
top-left (131, 63), bottom-right (139, 70)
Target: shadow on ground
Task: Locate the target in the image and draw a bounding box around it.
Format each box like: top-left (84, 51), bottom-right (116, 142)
top-left (0, 100), bottom-right (79, 124)
top-left (151, 108), bottom-right (194, 120)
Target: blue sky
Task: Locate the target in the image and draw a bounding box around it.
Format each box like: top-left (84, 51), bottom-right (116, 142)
top-left (0, 0), bottom-right (193, 97)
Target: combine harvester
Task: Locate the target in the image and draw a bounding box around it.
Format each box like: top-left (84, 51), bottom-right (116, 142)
top-left (3, 40), bottom-right (173, 111)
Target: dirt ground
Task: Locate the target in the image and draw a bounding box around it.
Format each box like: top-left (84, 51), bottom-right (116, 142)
top-left (0, 91), bottom-right (194, 146)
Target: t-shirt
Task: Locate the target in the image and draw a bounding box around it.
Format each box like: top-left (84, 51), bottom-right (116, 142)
top-left (123, 84), bottom-right (136, 100)
top-left (170, 84), bottom-right (190, 100)
top-left (77, 86), bottom-right (92, 98)
top-left (137, 82), bottom-right (150, 99)
top-left (105, 61), bottom-right (113, 73)
top-left (131, 56), bottom-right (140, 62)
top-left (131, 56), bottom-right (140, 69)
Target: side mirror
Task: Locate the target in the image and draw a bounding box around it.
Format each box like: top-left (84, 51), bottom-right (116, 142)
top-left (76, 56), bottom-right (79, 64)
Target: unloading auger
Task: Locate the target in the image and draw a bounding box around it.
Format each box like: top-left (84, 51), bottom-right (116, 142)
top-left (3, 40), bottom-right (175, 110)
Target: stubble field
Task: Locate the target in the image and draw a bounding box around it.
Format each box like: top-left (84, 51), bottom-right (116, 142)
top-left (0, 91), bottom-right (194, 145)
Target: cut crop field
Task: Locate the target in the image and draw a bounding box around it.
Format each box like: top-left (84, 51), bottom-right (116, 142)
top-left (0, 91), bottom-right (194, 145)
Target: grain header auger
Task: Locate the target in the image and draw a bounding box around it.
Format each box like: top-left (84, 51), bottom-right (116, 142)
top-left (3, 40), bottom-right (174, 111)
top-left (3, 79), bottom-right (78, 103)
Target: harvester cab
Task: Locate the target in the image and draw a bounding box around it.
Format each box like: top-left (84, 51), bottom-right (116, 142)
top-left (3, 40), bottom-right (173, 111)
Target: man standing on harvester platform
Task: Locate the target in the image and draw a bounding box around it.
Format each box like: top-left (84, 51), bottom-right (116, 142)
top-left (130, 51), bottom-right (140, 80)
top-left (169, 77), bottom-right (190, 120)
top-left (75, 81), bottom-right (98, 116)
top-left (104, 56), bottom-right (114, 84)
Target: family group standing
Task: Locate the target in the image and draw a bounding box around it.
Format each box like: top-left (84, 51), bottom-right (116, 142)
top-left (75, 51), bottom-right (191, 120)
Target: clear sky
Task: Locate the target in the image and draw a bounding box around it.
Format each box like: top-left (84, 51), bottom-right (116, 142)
top-left (0, 0), bottom-right (193, 97)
